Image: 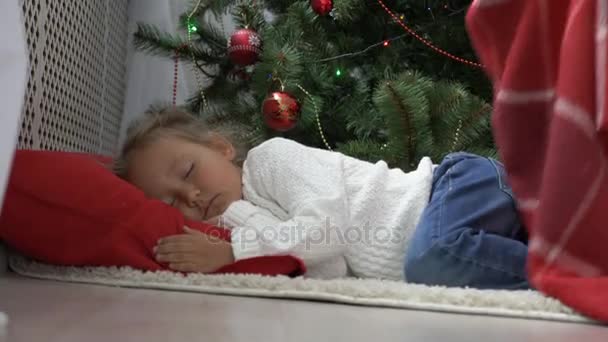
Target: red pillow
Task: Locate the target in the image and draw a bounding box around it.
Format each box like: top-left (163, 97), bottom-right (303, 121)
top-left (0, 150), bottom-right (305, 277)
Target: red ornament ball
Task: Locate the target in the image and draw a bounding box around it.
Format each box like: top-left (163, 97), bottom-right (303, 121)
top-left (262, 92), bottom-right (301, 132)
top-left (310, 0), bottom-right (333, 16)
top-left (228, 28), bottom-right (262, 66)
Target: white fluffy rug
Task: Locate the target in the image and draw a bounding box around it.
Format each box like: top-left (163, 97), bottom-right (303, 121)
top-left (9, 255), bottom-right (592, 324)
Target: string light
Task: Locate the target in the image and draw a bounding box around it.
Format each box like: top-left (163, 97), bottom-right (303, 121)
top-left (187, 21), bottom-right (198, 34)
top-left (335, 69), bottom-right (342, 77)
top-left (315, 33), bottom-right (407, 63)
top-left (383, 40), bottom-right (390, 47)
top-left (186, 0), bottom-right (207, 109)
top-left (376, 0), bottom-right (483, 68)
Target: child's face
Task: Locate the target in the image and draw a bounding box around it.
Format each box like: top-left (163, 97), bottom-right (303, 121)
top-left (126, 135), bottom-right (243, 222)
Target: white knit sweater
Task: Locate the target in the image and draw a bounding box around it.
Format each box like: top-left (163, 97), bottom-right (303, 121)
top-left (221, 138), bottom-right (434, 280)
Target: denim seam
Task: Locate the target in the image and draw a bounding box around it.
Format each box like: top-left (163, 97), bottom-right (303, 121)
top-left (487, 158), bottom-right (522, 239)
top-left (432, 161), bottom-right (451, 241)
top-left (436, 158), bottom-right (457, 240)
top-left (488, 158), bottom-right (514, 198)
top-left (489, 159), bottom-right (504, 189)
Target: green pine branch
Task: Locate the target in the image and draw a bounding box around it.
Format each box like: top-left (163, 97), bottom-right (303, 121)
top-left (374, 72), bottom-right (433, 170)
top-left (333, 0), bottom-right (368, 24)
top-left (178, 14), bottom-right (228, 51)
top-left (232, 3), bottom-right (266, 31)
top-left (133, 23), bottom-right (224, 64)
top-left (336, 139), bottom-right (391, 164)
top-left (251, 41), bottom-right (304, 93)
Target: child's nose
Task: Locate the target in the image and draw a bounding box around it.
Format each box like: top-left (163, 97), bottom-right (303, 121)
top-left (185, 188), bottom-right (202, 208)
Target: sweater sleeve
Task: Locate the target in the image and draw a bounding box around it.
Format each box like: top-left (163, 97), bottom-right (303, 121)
top-left (221, 138), bottom-right (350, 270)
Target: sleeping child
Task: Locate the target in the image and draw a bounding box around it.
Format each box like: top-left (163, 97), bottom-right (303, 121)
top-left (113, 107), bottom-right (529, 289)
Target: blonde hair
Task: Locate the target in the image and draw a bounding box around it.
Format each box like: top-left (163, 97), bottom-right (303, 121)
top-left (113, 106), bottom-right (249, 178)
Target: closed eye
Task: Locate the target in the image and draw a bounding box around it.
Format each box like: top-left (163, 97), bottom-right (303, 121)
top-left (184, 162), bottom-right (194, 179)
top-left (168, 163), bottom-right (194, 206)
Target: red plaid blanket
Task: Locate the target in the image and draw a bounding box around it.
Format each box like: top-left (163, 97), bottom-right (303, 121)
top-left (467, 0), bottom-right (608, 321)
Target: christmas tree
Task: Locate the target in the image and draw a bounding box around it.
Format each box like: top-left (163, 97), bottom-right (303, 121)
top-left (133, 0), bottom-right (495, 171)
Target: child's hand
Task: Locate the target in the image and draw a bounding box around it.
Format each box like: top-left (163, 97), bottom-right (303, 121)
top-left (154, 226), bottom-right (235, 273)
top-left (204, 215), bottom-right (224, 227)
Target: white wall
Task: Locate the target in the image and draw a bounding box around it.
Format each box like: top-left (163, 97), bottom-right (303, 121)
top-left (120, 0), bottom-right (192, 146)
top-left (120, 0), bottom-right (235, 147)
top-left (0, 0), bottom-right (27, 274)
top-left (0, 0), bottom-right (27, 213)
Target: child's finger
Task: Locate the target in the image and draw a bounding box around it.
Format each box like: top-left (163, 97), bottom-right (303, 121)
top-left (154, 242), bottom-right (193, 254)
top-left (203, 216), bottom-right (222, 226)
top-left (169, 262), bottom-right (199, 272)
top-left (156, 252), bottom-right (195, 263)
top-left (183, 226), bottom-right (203, 234)
top-left (158, 234), bottom-right (197, 245)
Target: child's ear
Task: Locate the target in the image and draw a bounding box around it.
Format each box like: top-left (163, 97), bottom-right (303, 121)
top-left (209, 134), bottom-right (236, 161)
top-left (223, 143), bottom-right (236, 161)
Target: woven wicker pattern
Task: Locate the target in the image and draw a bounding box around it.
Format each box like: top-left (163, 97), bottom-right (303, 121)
top-left (18, 0), bottom-right (128, 154)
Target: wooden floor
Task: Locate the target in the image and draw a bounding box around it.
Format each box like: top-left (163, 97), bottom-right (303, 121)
top-left (1, 273), bottom-right (608, 342)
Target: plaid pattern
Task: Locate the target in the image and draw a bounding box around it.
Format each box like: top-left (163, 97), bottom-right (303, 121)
top-left (467, 0), bottom-right (608, 321)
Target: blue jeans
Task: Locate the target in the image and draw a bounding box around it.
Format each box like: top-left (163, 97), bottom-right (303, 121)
top-left (405, 153), bottom-right (529, 289)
